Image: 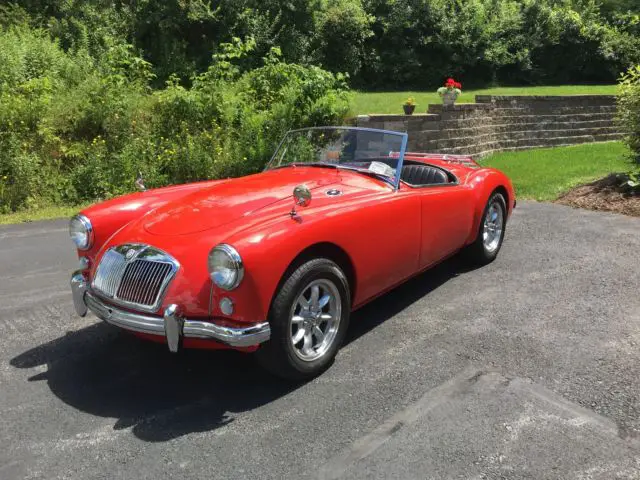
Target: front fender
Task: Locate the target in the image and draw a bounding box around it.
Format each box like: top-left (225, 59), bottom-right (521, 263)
top-left (76, 180), bottom-right (226, 262)
top-left (218, 191), bottom-right (421, 324)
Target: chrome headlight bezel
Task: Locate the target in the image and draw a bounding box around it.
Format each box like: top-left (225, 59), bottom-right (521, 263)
top-left (69, 214), bottom-right (94, 251)
top-left (208, 244), bottom-right (244, 291)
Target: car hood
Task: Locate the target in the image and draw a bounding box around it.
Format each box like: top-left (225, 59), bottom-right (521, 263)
top-left (143, 167), bottom-right (341, 236)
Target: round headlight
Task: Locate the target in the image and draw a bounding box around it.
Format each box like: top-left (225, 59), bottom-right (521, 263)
top-left (69, 214), bottom-right (93, 250)
top-left (208, 244), bottom-right (244, 291)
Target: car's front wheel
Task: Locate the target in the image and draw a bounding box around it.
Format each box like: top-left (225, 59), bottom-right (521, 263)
top-left (256, 258), bottom-right (350, 380)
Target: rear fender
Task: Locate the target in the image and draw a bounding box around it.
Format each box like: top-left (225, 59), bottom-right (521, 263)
top-left (464, 169), bottom-right (515, 245)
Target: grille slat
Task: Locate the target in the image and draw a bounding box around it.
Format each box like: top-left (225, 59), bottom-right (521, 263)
top-left (92, 244), bottom-right (178, 312)
top-left (133, 261), bottom-right (150, 302)
top-left (118, 261), bottom-right (139, 301)
top-left (150, 264), bottom-right (171, 305)
top-left (139, 262), bottom-right (159, 306)
top-left (149, 264), bottom-right (166, 305)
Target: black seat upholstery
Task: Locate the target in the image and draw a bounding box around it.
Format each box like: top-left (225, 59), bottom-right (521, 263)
top-left (400, 164), bottom-right (449, 186)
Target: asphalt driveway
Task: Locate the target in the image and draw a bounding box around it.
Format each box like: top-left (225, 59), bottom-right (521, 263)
top-left (0, 202), bottom-right (639, 479)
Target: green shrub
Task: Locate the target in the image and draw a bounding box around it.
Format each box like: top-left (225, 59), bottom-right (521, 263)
top-left (617, 65), bottom-right (640, 162)
top-left (0, 25), bottom-right (351, 212)
top-left (7, 0), bottom-right (638, 89)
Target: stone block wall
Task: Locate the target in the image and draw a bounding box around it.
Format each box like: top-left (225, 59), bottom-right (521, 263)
top-left (356, 95), bottom-right (621, 158)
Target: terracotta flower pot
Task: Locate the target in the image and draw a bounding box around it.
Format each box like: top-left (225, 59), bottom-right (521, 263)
top-left (403, 104), bottom-right (416, 115)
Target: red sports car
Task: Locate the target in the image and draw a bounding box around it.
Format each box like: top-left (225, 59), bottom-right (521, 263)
top-left (70, 127), bottom-right (515, 379)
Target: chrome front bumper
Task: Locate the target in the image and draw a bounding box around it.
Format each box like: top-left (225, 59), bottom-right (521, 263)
top-left (70, 271), bottom-right (270, 351)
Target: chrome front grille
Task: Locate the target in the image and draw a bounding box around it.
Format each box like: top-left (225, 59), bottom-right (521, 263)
top-left (93, 249), bottom-right (128, 296)
top-left (116, 261), bottom-right (173, 306)
top-left (92, 244), bottom-right (179, 313)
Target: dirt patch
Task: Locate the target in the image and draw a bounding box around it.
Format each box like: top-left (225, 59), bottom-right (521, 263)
top-left (555, 173), bottom-right (640, 217)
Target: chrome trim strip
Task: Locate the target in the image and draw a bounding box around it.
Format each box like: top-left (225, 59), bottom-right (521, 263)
top-left (394, 131), bottom-right (409, 191)
top-left (86, 290), bottom-right (166, 335)
top-left (82, 290), bottom-right (270, 348)
top-left (183, 320), bottom-right (269, 347)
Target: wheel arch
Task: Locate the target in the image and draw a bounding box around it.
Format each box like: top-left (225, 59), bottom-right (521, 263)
top-left (271, 242), bottom-right (357, 310)
top-left (492, 185), bottom-right (510, 217)
top-left (465, 171), bottom-right (513, 245)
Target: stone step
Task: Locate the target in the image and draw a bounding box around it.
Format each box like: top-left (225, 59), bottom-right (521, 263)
top-left (490, 105), bottom-right (617, 116)
top-left (436, 119), bottom-right (616, 139)
top-left (439, 112), bottom-right (615, 128)
top-left (435, 126), bottom-right (619, 148)
top-left (475, 95), bottom-right (617, 107)
top-left (432, 133), bottom-right (623, 155)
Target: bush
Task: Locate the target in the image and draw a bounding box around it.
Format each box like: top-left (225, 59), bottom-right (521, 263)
top-left (617, 65), bottom-right (640, 163)
top-left (0, 27), bottom-right (351, 212)
top-left (311, 0), bottom-right (373, 77)
top-left (7, 0), bottom-right (638, 90)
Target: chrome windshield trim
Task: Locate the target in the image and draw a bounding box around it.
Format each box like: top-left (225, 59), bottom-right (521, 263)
top-left (395, 132), bottom-right (409, 191)
top-left (83, 291), bottom-right (270, 348)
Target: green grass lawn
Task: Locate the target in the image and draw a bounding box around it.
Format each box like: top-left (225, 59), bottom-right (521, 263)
top-left (0, 205), bottom-right (84, 225)
top-left (481, 141), bottom-right (632, 201)
top-left (352, 85), bottom-right (618, 116)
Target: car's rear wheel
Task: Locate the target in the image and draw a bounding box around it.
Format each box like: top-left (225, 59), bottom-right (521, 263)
top-left (465, 192), bottom-right (507, 265)
top-left (256, 258), bottom-right (350, 380)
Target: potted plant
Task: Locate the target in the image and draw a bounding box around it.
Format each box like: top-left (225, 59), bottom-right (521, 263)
top-left (437, 78), bottom-right (462, 106)
top-left (402, 97), bottom-right (417, 115)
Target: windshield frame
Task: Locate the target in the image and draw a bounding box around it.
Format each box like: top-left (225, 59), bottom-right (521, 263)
top-left (265, 126), bottom-right (409, 190)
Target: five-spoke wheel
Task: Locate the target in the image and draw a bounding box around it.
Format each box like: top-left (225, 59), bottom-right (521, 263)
top-left (290, 279), bottom-right (342, 362)
top-left (256, 258), bottom-right (350, 380)
top-left (465, 191), bottom-right (508, 265)
top-left (482, 199), bottom-right (504, 253)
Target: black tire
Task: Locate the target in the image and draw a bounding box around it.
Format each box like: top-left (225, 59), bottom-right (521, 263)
top-left (256, 258), bottom-right (351, 380)
top-left (464, 192), bottom-right (507, 266)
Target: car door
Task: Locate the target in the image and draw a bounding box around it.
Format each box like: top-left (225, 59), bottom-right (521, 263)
top-left (416, 184), bottom-right (475, 269)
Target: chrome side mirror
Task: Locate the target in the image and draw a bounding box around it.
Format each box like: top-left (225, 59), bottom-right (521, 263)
top-left (135, 171), bottom-right (146, 192)
top-left (290, 184), bottom-right (311, 218)
top-left (293, 185), bottom-right (312, 207)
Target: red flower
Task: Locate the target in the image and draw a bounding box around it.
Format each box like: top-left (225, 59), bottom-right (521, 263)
top-left (444, 77), bottom-right (461, 89)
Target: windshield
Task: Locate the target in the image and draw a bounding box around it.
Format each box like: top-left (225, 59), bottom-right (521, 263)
top-left (266, 127), bottom-right (408, 188)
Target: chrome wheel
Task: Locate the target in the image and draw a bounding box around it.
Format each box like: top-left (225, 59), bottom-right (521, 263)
top-left (290, 279), bottom-right (342, 362)
top-left (483, 200), bottom-right (504, 253)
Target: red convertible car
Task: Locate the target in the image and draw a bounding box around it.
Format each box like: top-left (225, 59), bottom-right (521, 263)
top-left (70, 127), bottom-right (515, 379)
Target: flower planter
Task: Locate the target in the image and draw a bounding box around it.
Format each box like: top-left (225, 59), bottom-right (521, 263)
top-left (442, 91), bottom-right (458, 106)
top-left (403, 104), bottom-right (416, 115)
top-left (437, 78), bottom-right (462, 106)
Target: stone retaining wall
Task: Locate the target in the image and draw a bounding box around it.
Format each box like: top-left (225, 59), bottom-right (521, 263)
top-left (356, 95), bottom-right (621, 158)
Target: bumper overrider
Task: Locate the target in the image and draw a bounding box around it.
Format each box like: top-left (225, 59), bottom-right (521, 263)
top-left (70, 271), bottom-right (270, 351)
